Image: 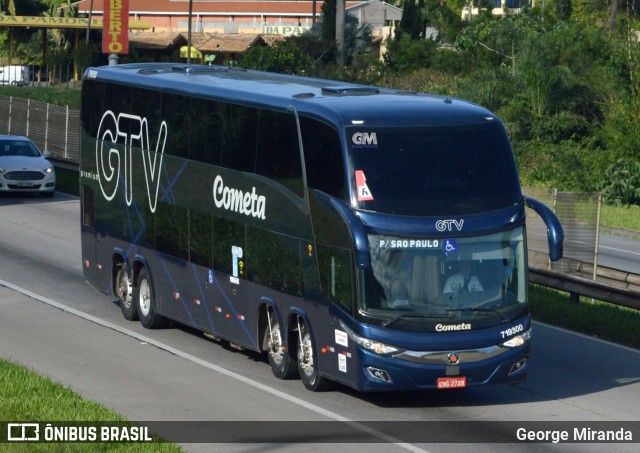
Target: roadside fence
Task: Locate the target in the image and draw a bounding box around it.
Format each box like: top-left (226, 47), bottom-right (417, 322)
top-left (0, 95), bottom-right (80, 163)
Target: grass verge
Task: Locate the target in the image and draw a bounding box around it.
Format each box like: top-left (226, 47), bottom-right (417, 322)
top-left (529, 284), bottom-right (640, 349)
top-left (0, 86), bottom-right (81, 109)
top-left (0, 358), bottom-right (184, 452)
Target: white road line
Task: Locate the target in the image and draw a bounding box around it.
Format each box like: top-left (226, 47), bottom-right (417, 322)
top-left (0, 279), bottom-right (428, 453)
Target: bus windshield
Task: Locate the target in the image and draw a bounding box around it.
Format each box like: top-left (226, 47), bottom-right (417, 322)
top-left (348, 124), bottom-right (521, 216)
top-left (360, 228), bottom-right (527, 331)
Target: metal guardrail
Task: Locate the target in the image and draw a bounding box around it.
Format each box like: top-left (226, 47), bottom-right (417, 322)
top-left (529, 267), bottom-right (640, 311)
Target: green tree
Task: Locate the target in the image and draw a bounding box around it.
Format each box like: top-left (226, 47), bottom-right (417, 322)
top-left (397, 0), bottom-right (426, 39)
top-left (321, 0), bottom-right (336, 43)
top-left (556, 0), bottom-right (572, 20)
top-left (599, 159), bottom-right (640, 206)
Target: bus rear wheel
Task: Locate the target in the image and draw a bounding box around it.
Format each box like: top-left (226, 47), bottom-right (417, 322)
top-left (116, 265), bottom-right (137, 321)
top-left (134, 268), bottom-right (166, 329)
top-left (297, 320), bottom-right (330, 391)
top-left (265, 309), bottom-right (297, 379)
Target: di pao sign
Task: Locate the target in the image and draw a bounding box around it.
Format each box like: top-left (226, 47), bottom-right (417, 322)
top-left (103, 0), bottom-right (129, 54)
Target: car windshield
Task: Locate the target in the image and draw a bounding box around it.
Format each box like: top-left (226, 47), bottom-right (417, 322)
top-left (360, 228), bottom-right (527, 331)
top-left (0, 140), bottom-right (41, 157)
top-left (348, 124), bottom-right (521, 215)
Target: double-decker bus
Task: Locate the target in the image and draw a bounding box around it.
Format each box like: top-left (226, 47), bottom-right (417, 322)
top-left (80, 63), bottom-right (563, 392)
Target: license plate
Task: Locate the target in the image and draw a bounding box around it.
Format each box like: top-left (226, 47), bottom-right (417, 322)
top-left (437, 376), bottom-right (467, 389)
top-left (16, 181), bottom-right (33, 187)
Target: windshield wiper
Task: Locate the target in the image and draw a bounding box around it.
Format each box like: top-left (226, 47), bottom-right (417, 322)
top-left (383, 312), bottom-right (453, 328)
top-left (446, 307), bottom-right (511, 323)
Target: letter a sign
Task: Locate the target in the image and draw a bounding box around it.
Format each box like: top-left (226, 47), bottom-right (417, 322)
top-left (355, 170), bottom-right (374, 201)
top-left (103, 0), bottom-right (129, 55)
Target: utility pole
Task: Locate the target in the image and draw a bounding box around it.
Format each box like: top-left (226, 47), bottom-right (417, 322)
top-left (336, 0), bottom-right (345, 67)
top-left (187, 0), bottom-right (193, 64)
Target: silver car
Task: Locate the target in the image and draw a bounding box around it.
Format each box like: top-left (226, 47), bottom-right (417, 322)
top-left (0, 135), bottom-right (56, 197)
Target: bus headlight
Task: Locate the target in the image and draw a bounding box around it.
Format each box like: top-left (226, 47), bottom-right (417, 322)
top-left (501, 329), bottom-right (531, 348)
top-left (340, 321), bottom-right (404, 356)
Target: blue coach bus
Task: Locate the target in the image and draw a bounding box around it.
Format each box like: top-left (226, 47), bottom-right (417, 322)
top-left (79, 63), bottom-right (563, 392)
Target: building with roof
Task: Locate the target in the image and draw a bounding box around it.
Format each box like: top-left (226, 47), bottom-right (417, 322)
top-left (75, 0), bottom-right (402, 37)
top-left (128, 30), bottom-right (274, 64)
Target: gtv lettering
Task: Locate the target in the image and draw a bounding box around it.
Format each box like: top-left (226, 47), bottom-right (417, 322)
top-left (95, 111), bottom-right (168, 213)
top-left (435, 219), bottom-right (464, 232)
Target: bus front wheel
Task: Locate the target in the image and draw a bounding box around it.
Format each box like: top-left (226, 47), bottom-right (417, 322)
top-left (265, 308), bottom-right (297, 379)
top-left (297, 320), bottom-right (330, 391)
top-left (134, 268), bottom-right (166, 329)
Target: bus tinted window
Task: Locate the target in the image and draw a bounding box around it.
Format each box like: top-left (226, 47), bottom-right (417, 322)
top-left (163, 93), bottom-right (191, 159)
top-left (256, 110), bottom-right (303, 198)
top-left (81, 80), bottom-right (105, 137)
top-left (349, 124), bottom-right (521, 215)
top-left (220, 104), bottom-right (257, 173)
top-left (300, 117), bottom-right (346, 199)
top-left (189, 97), bottom-right (221, 164)
top-left (155, 202), bottom-right (189, 261)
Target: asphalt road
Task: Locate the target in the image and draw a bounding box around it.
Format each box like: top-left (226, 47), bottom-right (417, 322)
top-left (1, 192), bottom-right (639, 452)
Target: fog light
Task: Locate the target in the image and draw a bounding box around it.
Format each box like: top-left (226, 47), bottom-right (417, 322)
top-left (366, 367), bottom-right (392, 383)
top-left (509, 358), bottom-right (527, 375)
top-left (46, 182), bottom-right (55, 188)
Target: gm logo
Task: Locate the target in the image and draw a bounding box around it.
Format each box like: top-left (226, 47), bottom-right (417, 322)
top-left (352, 132), bottom-right (378, 146)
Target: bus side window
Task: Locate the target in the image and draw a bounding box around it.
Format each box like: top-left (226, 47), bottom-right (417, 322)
top-left (255, 110), bottom-right (303, 198)
top-left (317, 245), bottom-right (353, 311)
top-left (163, 93), bottom-right (191, 160)
top-left (299, 117), bottom-right (346, 199)
top-left (155, 201), bottom-right (189, 261)
top-left (189, 208), bottom-right (213, 268)
top-left (220, 104), bottom-right (257, 173)
top-left (189, 97), bottom-right (221, 164)
top-left (81, 80), bottom-right (106, 137)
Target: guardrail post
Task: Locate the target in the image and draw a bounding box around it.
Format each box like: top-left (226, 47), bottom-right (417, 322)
top-left (45, 103), bottom-right (50, 151)
top-left (64, 105), bottom-right (69, 159)
top-left (593, 192), bottom-right (602, 281)
top-left (26, 99), bottom-right (31, 137)
top-left (8, 96), bottom-right (12, 134)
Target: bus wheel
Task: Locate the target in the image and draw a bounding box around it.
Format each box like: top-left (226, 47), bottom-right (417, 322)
top-left (297, 320), bottom-right (330, 391)
top-left (116, 265), bottom-right (137, 321)
top-left (134, 268), bottom-right (166, 329)
top-left (264, 308), bottom-right (297, 379)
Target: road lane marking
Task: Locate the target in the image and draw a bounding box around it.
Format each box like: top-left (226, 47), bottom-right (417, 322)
top-left (0, 279), bottom-right (428, 453)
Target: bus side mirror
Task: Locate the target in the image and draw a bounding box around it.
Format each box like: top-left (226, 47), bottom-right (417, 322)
top-left (524, 196), bottom-right (564, 262)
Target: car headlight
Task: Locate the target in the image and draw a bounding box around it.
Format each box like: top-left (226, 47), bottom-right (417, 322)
top-left (44, 166), bottom-right (54, 174)
top-left (0, 167), bottom-right (5, 174)
top-left (339, 321), bottom-right (404, 356)
top-left (501, 329), bottom-right (531, 348)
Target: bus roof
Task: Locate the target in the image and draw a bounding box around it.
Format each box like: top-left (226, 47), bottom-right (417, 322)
top-left (84, 63), bottom-right (499, 128)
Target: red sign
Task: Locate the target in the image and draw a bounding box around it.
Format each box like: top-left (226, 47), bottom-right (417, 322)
top-left (102, 0), bottom-right (129, 54)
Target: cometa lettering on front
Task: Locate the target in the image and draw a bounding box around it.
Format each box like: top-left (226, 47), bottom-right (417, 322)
top-left (435, 323), bottom-right (472, 332)
top-left (213, 175), bottom-right (266, 220)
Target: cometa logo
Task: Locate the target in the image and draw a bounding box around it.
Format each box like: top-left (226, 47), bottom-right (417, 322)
top-left (212, 175), bottom-right (266, 220)
top-left (435, 323), bottom-right (472, 332)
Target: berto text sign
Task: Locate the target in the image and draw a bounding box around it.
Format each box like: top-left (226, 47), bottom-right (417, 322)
top-left (103, 0), bottom-right (129, 54)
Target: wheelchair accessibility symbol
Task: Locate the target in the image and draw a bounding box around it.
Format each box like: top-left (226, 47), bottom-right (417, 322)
top-left (443, 239), bottom-right (458, 254)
